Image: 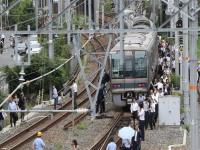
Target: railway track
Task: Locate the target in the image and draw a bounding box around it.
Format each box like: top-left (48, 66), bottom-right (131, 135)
top-left (89, 113), bottom-right (132, 150)
top-left (0, 33), bottom-right (110, 150)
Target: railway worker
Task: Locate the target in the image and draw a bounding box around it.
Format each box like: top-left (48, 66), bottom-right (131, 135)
top-left (130, 98), bottom-right (139, 126)
top-left (71, 139), bottom-right (79, 150)
top-left (102, 71), bottom-right (111, 93)
top-left (8, 97), bottom-right (18, 127)
top-left (143, 98), bottom-right (150, 130)
top-left (18, 92), bottom-right (26, 122)
top-left (138, 103), bottom-right (145, 141)
top-left (71, 81), bottom-right (78, 109)
top-left (52, 85), bottom-right (58, 110)
top-left (149, 98), bottom-right (156, 130)
top-left (106, 137), bottom-right (117, 150)
top-left (33, 131), bottom-right (45, 150)
top-left (96, 85), bottom-right (105, 114)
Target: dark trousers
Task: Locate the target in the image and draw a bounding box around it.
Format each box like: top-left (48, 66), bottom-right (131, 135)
top-left (100, 100), bottom-right (105, 113)
top-left (155, 104), bottom-right (158, 123)
top-left (149, 112), bottom-right (155, 130)
top-left (54, 97), bottom-right (58, 110)
top-left (73, 92), bottom-right (77, 109)
top-left (132, 141), bottom-right (141, 150)
top-left (20, 108), bottom-right (25, 121)
top-left (10, 112), bottom-right (17, 127)
top-left (144, 111), bottom-right (149, 129)
top-left (139, 120), bottom-right (145, 140)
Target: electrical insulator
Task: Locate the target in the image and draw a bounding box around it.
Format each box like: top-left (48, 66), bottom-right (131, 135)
top-left (176, 18), bottom-right (183, 28)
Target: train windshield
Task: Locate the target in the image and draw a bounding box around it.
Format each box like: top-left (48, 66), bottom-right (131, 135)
top-left (111, 51), bottom-right (147, 78)
top-left (111, 52), bottom-right (124, 78)
top-left (134, 51), bottom-right (147, 78)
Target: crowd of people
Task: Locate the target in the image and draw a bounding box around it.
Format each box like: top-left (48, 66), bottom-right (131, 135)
top-left (106, 39), bottom-right (174, 150)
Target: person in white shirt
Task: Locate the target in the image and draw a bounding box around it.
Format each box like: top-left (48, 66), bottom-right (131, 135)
top-left (130, 98), bottom-right (139, 124)
top-left (143, 98), bottom-right (150, 129)
top-left (8, 97), bottom-right (18, 127)
top-left (138, 103), bottom-right (145, 141)
top-left (52, 86), bottom-right (58, 110)
top-left (106, 137), bottom-right (117, 150)
top-left (122, 138), bottom-right (131, 150)
top-left (149, 98), bottom-right (156, 130)
top-left (71, 81), bottom-right (78, 109)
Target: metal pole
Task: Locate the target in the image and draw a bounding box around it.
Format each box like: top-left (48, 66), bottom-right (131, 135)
top-left (101, 2), bottom-right (104, 28)
top-left (189, 0), bottom-right (199, 149)
top-left (0, 0), bottom-right (2, 29)
top-left (182, 0), bottom-right (190, 125)
top-left (174, 11), bottom-right (180, 76)
top-left (66, 0), bottom-right (71, 43)
top-left (119, 0), bottom-right (124, 64)
top-left (48, 0), bottom-right (53, 59)
top-left (0, 109), bottom-right (90, 113)
top-left (35, 0), bottom-right (38, 31)
top-left (88, 0), bottom-right (92, 29)
top-left (48, 0), bottom-right (53, 100)
top-left (95, 0), bottom-right (100, 29)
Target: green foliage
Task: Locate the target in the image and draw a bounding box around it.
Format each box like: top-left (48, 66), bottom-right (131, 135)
top-left (76, 122), bottom-right (87, 130)
top-left (171, 74), bottom-right (180, 89)
top-left (3, 66), bottom-right (21, 92)
top-left (54, 35), bottom-right (71, 58)
top-left (54, 143), bottom-right (63, 150)
top-left (3, 36), bottom-right (71, 103)
top-left (72, 14), bottom-right (88, 29)
top-left (104, 0), bottom-right (112, 12)
top-left (182, 124), bottom-right (190, 132)
top-left (8, 0), bottom-right (35, 30)
top-left (0, 91), bottom-right (6, 104)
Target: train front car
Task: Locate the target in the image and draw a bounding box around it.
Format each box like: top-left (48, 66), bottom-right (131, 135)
top-left (110, 17), bottom-right (158, 107)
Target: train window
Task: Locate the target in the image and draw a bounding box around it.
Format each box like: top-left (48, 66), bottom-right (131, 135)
top-left (134, 51), bottom-right (147, 78)
top-left (124, 51), bottom-right (134, 77)
top-left (111, 52), bottom-right (124, 78)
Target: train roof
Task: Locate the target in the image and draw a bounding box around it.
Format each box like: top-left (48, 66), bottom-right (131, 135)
top-left (111, 32), bottom-right (156, 52)
top-left (111, 16), bottom-right (156, 52)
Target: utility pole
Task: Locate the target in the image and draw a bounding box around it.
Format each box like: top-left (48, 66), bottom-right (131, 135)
top-left (182, 0), bottom-right (190, 125)
top-left (35, 0), bottom-right (38, 31)
top-left (189, 0), bottom-right (199, 149)
top-left (48, 0), bottom-right (53, 99)
top-left (119, 0), bottom-right (124, 63)
top-left (48, 0), bottom-right (53, 59)
top-left (65, 0), bottom-right (71, 43)
top-left (95, 0), bottom-right (100, 29)
top-left (174, 11), bottom-right (180, 76)
top-left (88, 0), bottom-right (92, 30)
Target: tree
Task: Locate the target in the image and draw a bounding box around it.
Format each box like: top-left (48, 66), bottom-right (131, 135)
top-left (8, 0), bottom-right (35, 30)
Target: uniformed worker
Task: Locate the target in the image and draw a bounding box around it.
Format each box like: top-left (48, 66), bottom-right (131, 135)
top-left (33, 131), bottom-right (45, 150)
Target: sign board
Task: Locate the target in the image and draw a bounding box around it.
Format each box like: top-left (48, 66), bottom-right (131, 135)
top-left (159, 95), bottom-right (180, 126)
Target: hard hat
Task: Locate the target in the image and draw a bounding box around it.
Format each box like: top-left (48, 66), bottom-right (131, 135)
top-left (37, 131), bottom-right (43, 137)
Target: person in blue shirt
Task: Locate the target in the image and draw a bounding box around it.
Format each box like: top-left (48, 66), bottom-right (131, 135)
top-left (33, 131), bottom-right (45, 150)
top-left (106, 137), bottom-right (117, 150)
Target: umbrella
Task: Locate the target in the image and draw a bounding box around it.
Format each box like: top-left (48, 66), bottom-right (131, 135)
top-left (118, 126), bottom-right (135, 140)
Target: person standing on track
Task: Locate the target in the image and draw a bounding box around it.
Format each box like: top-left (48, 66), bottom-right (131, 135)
top-left (18, 92), bottom-right (26, 122)
top-left (8, 97), bottom-right (18, 127)
top-left (52, 86), bottom-right (58, 110)
top-left (71, 81), bottom-right (78, 109)
top-left (33, 131), bottom-right (45, 150)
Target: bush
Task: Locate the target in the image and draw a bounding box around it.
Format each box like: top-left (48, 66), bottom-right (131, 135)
top-left (171, 74), bottom-right (180, 90)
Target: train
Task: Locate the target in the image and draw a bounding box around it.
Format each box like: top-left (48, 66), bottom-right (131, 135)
top-left (110, 15), bottom-right (158, 107)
